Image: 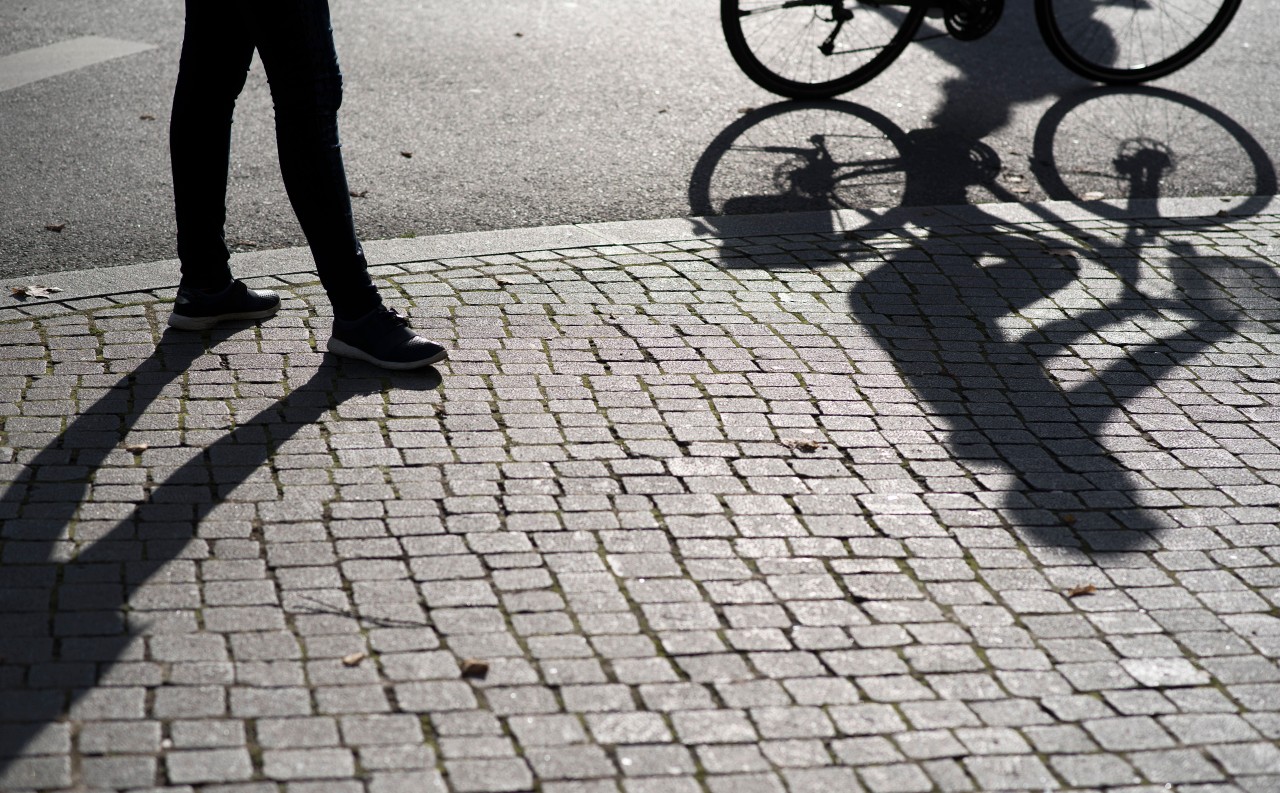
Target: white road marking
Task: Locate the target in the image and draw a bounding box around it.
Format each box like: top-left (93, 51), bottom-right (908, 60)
top-left (0, 35), bottom-right (156, 94)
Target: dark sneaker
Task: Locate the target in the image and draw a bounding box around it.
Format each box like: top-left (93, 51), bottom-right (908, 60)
top-left (327, 307), bottom-right (448, 370)
top-left (168, 279), bottom-right (281, 330)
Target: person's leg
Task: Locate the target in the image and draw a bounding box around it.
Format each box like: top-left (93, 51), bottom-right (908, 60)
top-left (170, 1), bottom-right (255, 291)
top-left (247, 0), bottom-right (381, 320)
top-left (243, 0), bottom-right (445, 367)
top-left (167, 0), bottom-right (281, 330)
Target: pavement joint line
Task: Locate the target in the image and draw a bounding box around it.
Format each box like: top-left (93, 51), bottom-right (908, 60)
top-left (3, 196), bottom-right (1276, 317)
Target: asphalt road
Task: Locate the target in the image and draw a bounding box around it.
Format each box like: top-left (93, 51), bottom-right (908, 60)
top-left (2, 0), bottom-right (1277, 279)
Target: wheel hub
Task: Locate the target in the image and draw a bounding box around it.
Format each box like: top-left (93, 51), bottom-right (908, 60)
top-left (945, 0), bottom-right (1003, 41)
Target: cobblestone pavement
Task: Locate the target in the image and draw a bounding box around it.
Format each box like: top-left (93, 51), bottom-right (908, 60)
top-left (2, 206), bottom-right (1280, 793)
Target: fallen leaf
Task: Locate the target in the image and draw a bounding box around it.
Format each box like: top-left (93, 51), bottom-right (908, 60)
top-left (1082, 191), bottom-right (1106, 201)
top-left (461, 658), bottom-right (490, 679)
top-left (400, 150), bottom-right (414, 159)
top-left (1066, 584), bottom-right (1097, 598)
top-left (342, 652), bottom-right (367, 667)
top-left (782, 438), bottom-right (826, 452)
top-left (350, 189), bottom-right (369, 198)
top-left (657, 108), bottom-right (668, 114)
top-left (45, 224), bottom-right (66, 233)
top-left (124, 443), bottom-right (149, 454)
top-left (514, 31), bottom-right (524, 37)
top-left (11, 284), bottom-right (63, 299)
top-left (139, 114), bottom-right (156, 121)
top-left (1061, 513), bottom-right (1077, 524)
top-left (738, 106), bottom-right (756, 114)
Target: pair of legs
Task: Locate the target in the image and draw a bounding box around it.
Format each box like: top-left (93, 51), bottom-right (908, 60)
top-left (170, 0), bottom-right (379, 317)
top-left (169, 0), bottom-right (445, 367)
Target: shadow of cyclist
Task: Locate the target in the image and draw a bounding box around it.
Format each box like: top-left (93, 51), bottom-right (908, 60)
top-left (0, 327), bottom-right (441, 767)
top-left (846, 220), bottom-right (1275, 549)
top-left (860, 104), bottom-right (1279, 547)
top-left (687, 82), bottom-right (1278, 549)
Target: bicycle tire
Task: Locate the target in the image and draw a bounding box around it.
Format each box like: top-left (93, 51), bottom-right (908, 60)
top-left (721, 0), bottom-right (925, 99)
top-left (1036, 0), bottom-right (1241, 84)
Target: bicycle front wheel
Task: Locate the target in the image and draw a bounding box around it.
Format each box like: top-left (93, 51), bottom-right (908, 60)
top-left (722, 1), bottom-right (925, 99)
top-left (1036, 0), bottom-right (1241, 84)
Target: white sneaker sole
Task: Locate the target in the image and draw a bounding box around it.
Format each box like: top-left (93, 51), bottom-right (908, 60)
top-left (327, 338), bottom-right (448, 370)
top-left (167, 306), bottom-right (280, 331)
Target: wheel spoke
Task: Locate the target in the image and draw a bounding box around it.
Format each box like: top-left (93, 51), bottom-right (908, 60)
top-left (726, 0), bottom-right (918, 93)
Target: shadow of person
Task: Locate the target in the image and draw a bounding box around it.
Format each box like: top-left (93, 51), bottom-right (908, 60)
top-left (0, 328), bottom-right (442, 767)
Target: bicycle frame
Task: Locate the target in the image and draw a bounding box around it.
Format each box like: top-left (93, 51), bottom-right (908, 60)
top-left (754, 0), bottom-right (968, 11)
top-left (748, 0), bottom-right (992, 52)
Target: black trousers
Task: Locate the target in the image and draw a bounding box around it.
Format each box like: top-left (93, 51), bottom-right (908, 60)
top-left (170, 0), bottom-right (380, 318)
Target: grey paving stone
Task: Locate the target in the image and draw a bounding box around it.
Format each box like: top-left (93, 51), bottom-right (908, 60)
top-left (444, 758), bottom-right (535, 793)
top-left (367, 770), bottom-right (449, 793)
top-left (77, 720), bottom-right (161, 754)
top-left (962, 755), bottom-right (1057, 790)
top-left (78, 755), bottom-right (158, 788)
top-left (1129, 748), bottom-right (1227, 784)
top-left (262, 748), bottom-right (355, 780)
top-left (0, 756), bottom-right (73, 790)
top-left (1050, 753), bottom-right (1142, 788)
top-left (165, 749), bottom-right (254, 785)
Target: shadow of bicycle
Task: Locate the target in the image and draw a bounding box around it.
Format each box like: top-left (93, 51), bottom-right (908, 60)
top-left (687, 85), bottom-right (1278, 550)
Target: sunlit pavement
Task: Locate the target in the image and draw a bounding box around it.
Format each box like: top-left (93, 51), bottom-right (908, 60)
top-left (2, 199), bottom-right (1279, 792)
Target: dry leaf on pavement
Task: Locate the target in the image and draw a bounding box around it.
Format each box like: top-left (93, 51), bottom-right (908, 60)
top-left (11, 285), bottom-right (63, 299)
top-left (782, 438), bottom-right (826, 452)
top-left (124, 443), bottom-right (149, 454)
top-left (45, 224), bottom-right (66, 233)
top-left (1066, 584), bottom-right (1097, 598)
top-left (342, 652), bottom-right (367, 667)
top-left (461, 659), bottom-right (490, 679)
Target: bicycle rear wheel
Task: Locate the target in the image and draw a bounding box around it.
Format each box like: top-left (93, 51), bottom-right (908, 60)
top-left (1036, 0), bottom-right (1241, 84)
top-left (722, 1), bottom-right (925, 99)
